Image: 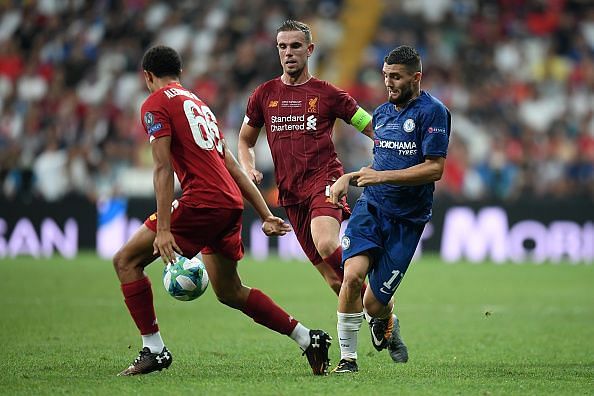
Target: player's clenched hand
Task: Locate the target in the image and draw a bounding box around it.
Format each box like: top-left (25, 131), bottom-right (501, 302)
top-left (261, 216), bottom-right (292, 236)
top-left (354, 166), bottom-right (383, 186)
top-left (329, 174), bottom-right (351, 204)
top-left (153, 230), bottom-right (183, 264)
top-left (247, 168), bottom-right (264, 185)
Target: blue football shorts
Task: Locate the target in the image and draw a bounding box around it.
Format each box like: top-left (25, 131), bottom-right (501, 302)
top-left (341, 198), bottom-right (425, 306)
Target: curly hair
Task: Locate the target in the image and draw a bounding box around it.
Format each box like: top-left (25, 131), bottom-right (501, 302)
top-left (141, 45), bottom-right (182, 78)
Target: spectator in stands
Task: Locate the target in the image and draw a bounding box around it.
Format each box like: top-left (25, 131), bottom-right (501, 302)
top-left (0, 0), bottom-right (592, 202)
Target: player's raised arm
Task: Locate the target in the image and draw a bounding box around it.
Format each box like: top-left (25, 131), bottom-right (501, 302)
top-left (237, 121), bottom-right (263, 185)
top-left (224, 140), bottom-right (292, 236)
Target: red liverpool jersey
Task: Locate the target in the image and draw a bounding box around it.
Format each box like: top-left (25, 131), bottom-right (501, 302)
top-left (245, 77), bottom-right (359, 206)
top-left (141, 82), bottom-right (243, 210)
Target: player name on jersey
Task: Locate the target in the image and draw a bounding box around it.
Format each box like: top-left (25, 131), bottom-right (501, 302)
top-left (163, 87), bottom-right (199, 100)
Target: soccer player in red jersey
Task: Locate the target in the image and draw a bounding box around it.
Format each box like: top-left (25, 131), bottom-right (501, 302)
top-left (113, 45), bottom-right (331, 376)
top-left (238, 20), bottom-right (373, 297)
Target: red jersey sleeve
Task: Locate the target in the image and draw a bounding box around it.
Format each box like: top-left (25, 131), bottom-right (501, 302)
top-left (329, 83), bottom-right (359, 124)
top-left (245, 86), bottom-right (265, 128)
top-left (141, 94), bottom-right (172, 141)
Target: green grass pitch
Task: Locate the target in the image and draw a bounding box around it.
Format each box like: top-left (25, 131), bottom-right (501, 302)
top-left (1, 253), bottom-right (593, 395)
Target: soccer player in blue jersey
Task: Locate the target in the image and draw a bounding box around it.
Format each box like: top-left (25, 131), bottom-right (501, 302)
top-left (328, 45), bottom-right (451, 373)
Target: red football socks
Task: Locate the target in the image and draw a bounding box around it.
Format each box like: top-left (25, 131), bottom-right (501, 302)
top-left (325, 246), bottom-right (367, 298)
top-left (241, 288), bottom-right (298, 335)
top-left (121, 276), bottom-right (159, 335)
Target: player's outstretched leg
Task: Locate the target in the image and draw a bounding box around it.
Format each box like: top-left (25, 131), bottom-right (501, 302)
top-left (118, 346), bottom-right (173, 376)
top-left (387, 314), bottom-right (408, 363)
top-left (203, 253), bottom-right (332, 375)
top-left (302, 329), bottom-right (332, 375)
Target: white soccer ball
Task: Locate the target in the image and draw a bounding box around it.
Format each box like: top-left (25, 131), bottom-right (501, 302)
top-left (162, 255), bottom-right (209, 301)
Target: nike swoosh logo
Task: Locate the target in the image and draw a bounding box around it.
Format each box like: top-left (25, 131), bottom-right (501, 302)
top-left (374, 123), bottom-right (385, 130)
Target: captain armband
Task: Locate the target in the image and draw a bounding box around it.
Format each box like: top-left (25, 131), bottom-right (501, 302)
top-left (350, 107), bottom-right (372, 132)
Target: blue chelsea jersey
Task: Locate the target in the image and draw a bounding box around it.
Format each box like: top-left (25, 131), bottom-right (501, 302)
top-left (362, 91), bottom-right (451, 224)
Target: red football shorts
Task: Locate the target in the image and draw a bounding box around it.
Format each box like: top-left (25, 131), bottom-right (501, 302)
top-left (144, 200), bottom-right (244, 261)
top-left (283, 187), bottom-right (350, 265)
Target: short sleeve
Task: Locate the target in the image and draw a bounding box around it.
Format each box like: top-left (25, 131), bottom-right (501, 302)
top-left (245, 87), bottom-right (265, 128)
top-left (329, 83), bottom-right (359, 122)
top-left (420, 104), bottom-right (451, 158)
top-left (141, 94), bottom-right (171, 142)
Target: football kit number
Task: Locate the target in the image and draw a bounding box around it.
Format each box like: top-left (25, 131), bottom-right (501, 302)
top-left (183, 100), bottom-right (223, 156)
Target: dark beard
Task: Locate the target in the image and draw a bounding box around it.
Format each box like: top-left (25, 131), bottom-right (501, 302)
top-left (388, 85), bottom-right (413, 106)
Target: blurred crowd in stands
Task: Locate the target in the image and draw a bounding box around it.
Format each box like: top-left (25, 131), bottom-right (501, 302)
top-left (0, 0), bottom-right (593, 205)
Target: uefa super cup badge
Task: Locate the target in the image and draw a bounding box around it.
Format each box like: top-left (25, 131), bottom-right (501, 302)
top-left (403, 118), bottom-right (415, 133)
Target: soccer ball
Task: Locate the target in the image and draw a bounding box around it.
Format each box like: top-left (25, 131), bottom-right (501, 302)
top-left (162, 255), bottom-right (209, 301)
